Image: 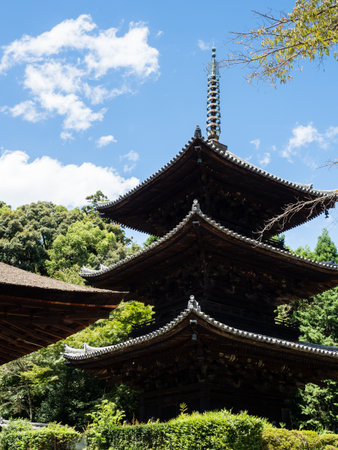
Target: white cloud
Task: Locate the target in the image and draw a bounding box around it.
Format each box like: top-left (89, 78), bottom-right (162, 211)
top-left (198, 40), bottom-right (211, 51)
top-left (60, 131), bottom-right (74, 141)
top-left (288, 124), bottom-right (321, 150)
top-left (281, 123), bottom-right (338, 161)
top-left (0, 149), bottom-right (139, 208)
top-left (325, 126), bottom-right (338, 139)
top-left (250, 138), bottom-right (260, 150)
top-left (3, 100), bottom-right (45, 123)
top-left (96, 135), bottom-right (117, 147)
top-left (259, 152), bottom-right (271, 167)
top-left (0, 15), bottom-right (95, 72)
top-left (123, 150), bottom-right (139, 162)
top-left (0, 15), bottom-right (159, 135)
top-left (120, 149), bottom-right (139, 172)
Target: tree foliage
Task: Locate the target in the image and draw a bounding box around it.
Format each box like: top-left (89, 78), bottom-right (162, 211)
top-left (290, 228), bottom-right (338, 431)
top-left (0, 302), bottom-right (153, 426)
top-left (0, 202), bottom-right (82, 274)
top-left (223, 0), bottom-right (338, 84)
top-left (46, 217), bottom-right (138, 284)
top-left (0, 193), bottom-right (148, 425)
top-left (294, 227), bottom-right (338, 263)
top-left (295, 288), bottom-right (338, 346)
top-left (0, 192), bottom-right (139, 282)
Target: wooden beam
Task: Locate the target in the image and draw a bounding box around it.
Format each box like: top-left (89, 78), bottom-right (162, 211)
top-left (0, 294), bottom-right (118, 309)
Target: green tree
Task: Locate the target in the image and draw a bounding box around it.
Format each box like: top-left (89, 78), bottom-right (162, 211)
top-left (0, 195), bottom-right (137, 281)
top-left (46, 217), bottom-right (139, 284)
top-left (313, 227), bottom-right (338, 263)
top-left (294, 244), bottom-right (315, 260)
top-left (0, 201), bottom-right (82, 274)
top-left (295, 288), bottom-right (338, 346)
top-left (290, 229), bottom-right (338, 431)
top-left (223, 0), bottom-right (338, 84)
top-left (294, 381), bottom-right (337, 431)
top-left (143, 234), bottom-right (159, 247)
top-left (0, 358), bottom-right (57, 422)
top-left (0, 301), bottom-right (153, 426)
top-left (82, 190), bottom-right (109, 217)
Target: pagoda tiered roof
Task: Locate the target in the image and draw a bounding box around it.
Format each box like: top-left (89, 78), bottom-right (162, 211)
top-left (0, 262), bottom-right (127, 364)
top-left (64, 298), bottom-right (338, 383)
top-left (65, 47), bottom-right (338, 422)
top-left (97, 136), bottom-right (336, 237)
top-left (82, 201), bottom-right (338, 305)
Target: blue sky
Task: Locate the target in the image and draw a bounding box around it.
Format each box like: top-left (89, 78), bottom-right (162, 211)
top-left (0, 0), bottom-right (337, 250)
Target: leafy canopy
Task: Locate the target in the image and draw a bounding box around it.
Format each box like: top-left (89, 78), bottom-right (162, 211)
top-left (224, 0), bottom-right (338, 84)
top-left (0, 193), bottom-right (139, 283)
top-left (46, 217), bottom-right (138, 284)
top-left (290, 228), bottom-right (338, 431)
top-left (0, 301), bottom-right (153, 426)
top-left (0, 202), bottom-right (82, 274)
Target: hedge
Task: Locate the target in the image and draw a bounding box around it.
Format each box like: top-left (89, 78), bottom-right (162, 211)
top-left (85, 409), bottom-right (338, 450)
top-left (0, 419), bottom-right (81, 450)
top-left (262, 425), bottom-right (338, 449)
top-left (86, 409), bottom-right (265, 449)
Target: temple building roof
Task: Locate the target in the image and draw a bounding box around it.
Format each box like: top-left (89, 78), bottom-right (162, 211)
top-left (82, 201), bottom-right (338, 304)
top-left (0, 262), bottom-right (127, 364)
top-left (64, 297), bottom-right (338, 383)
top-left (97, 136), bottom-right (337, 238)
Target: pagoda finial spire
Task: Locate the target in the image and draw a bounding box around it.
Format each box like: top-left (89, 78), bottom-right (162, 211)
top-left (206, 47), bottom-right (221, 141)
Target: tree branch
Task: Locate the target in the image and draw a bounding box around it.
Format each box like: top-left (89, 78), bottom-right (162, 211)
top-left (256, 192), bottom-right (338, 241)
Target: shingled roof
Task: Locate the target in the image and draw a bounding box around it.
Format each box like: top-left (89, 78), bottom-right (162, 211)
top-left (64, 298), bottom-right (338, 383)
top-left (0, 262), bottom-right (127, 364)
top-left (81, 201), bottom-right (338, 304)
top-left (96, 136), bottom-right (337, 237)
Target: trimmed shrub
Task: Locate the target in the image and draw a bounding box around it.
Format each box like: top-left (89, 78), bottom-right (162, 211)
top-left (262, 424), bottom-right (338, 449)
top-left (85, 408), bottom-right (338, 450)
top-left (0, 419), bottom-right (81, 450)
top-left (86, 409), bottom-right (265, 449)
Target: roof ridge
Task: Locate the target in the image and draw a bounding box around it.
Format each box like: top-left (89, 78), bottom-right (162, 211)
top-left (97, 136), bottom-right (199, 210)
top-left (96, 136), bottom-right (337, 213)
top-left (63, 296), bottom-right (338, 361)
top-left (209, 141), bottom-right (336, 196)
top-left (81, 200), bottom-right (338, 279)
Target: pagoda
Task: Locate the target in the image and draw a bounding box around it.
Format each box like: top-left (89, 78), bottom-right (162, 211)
top-left (65, 48), bottom-right (338, 424)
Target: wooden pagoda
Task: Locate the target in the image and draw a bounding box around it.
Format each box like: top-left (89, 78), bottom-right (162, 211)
top-left (64, 49), bottom-right (338, 423)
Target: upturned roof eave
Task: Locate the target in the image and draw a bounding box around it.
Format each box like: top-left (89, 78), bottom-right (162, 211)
top-left (63, 298), bottom-right (338, 363)
top-left (81, 201), bottom-right (338, 283)
top-left (97, 136), bottom-right (336, 214)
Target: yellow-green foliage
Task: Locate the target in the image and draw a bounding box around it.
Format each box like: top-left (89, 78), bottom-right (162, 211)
top-left (85, 408), bottom-right (338, 450)
top-left (86, 409), bottom-right (265, 449)
top-left (262, 424), bottom-right (338, 449)
top-left (0, 419), bottom-right (80, 450)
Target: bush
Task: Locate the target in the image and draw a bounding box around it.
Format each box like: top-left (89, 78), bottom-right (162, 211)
top-left (262, 424), bottom-right (338, 449)
top-left (85, 400), bottom-right (126, 448)
top-left (85, 409), bottom-right (265, 449)
top-left (85, 407), bottom-right (338, 450)
top-left (0, 419), bottom-right (81, 450)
